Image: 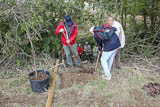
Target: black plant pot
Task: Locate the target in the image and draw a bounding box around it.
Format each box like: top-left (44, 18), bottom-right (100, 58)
top-left (29, 70), bottom-right (50, 93)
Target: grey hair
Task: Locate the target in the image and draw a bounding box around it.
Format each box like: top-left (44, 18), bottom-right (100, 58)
top-left (107, 16), bottom-right (114, 20)
top-left (89, 26), bottom-right (95, 33)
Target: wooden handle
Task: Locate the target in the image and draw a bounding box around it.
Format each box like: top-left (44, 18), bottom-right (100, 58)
top-left (95, 53), bottom-right (101, 72)
top-left (68, 44), bottom-right (75, 55)
top-left (62, 31), bottom-right (75, 55)
top-left (46, 59), bottom-right (60, 107)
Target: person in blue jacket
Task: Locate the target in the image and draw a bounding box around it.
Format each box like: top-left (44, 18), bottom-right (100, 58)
top-left (89, 26), bottom-right (121, 80)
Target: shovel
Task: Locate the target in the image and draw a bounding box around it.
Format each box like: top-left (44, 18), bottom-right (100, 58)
top-left (62, 27), bottom-right (81, 66)
top-left (95, 52), bottom-right (101, 72)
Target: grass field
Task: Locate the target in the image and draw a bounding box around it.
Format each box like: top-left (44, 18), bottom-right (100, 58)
top-left (0, 55), bottom-right (160, 107)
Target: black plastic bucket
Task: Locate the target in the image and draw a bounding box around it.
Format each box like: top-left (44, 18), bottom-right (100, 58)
top-left (28, 70), bottom-right (50, 93)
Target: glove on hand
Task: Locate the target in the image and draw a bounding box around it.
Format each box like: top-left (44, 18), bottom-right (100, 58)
top-left (59, 29), bottom-right (64, 32)
top-left (66, 40), bottom-right (70, 44)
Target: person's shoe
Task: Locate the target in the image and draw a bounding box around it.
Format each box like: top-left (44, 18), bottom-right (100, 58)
top-left (102, 74), bottom-right (112, 80)
top-left (106, 76), bottom-right (112, 80)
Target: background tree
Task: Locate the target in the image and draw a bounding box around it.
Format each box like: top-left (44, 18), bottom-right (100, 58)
top-left (0, 0), bottom-right (160, 67)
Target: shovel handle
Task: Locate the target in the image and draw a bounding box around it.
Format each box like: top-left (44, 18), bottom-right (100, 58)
top-left (68, 43), bottom-right (75, 55)
top-left (95, 52), bottom-right (101, 72)
top-left (62, 30), bottom-right (75, 56)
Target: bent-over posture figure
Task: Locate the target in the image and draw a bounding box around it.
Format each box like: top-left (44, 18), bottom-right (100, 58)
top-left (89, 25), bottom-right (121, 80)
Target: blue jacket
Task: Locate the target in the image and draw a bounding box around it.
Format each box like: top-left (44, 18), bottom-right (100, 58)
top-left (94, 33), bottom-right (121, 52)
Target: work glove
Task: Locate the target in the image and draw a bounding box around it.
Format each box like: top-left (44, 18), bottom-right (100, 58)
top-left (59, 29), bottom-right (64, 32)
top-left (66, 40), bottom-right (70, 44)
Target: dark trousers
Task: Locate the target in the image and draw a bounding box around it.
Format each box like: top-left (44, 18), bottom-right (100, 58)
top-left (86, 54), bottom-right (91, 63)
top-left (111, 49), bottom-right (121, 72)
top-left (79, 54), bottom-right (82, 59)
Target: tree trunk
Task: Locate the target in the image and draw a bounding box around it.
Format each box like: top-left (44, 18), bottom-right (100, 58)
top-left (115, 0), bottom-right (118, 20)
top-left (143, 9), bottom-right (147, 29)
top-left (150, 0), bottom-right (155, 31)
top-left (143, 0), bottom-right (147, 29)
top-left (120, 0), bottom-right (124, 27)
top-left (133, 0), bottom-right (136, 26)
top-left (124, 0), bottom-right (127, 29)
top-left (26, 30), bottom-right (37, 65)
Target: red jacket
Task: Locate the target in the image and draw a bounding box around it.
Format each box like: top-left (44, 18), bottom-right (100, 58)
top-left (78, 46), bottom-right (83, 55)
top-left (56, 21), bottom-right (78, 46)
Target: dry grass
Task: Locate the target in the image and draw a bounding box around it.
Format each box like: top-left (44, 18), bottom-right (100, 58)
top-left (0, 55), bottom-right (160, 107)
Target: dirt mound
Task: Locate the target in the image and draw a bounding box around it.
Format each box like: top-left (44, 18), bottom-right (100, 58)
top-left (79, 67), bottom-right (95, 74)
top-left (29, 72), bottom-right (48, 80)
top-left (142, 83), bottom-right (160, 97)
top-left (59, 72), bottom-right (97, 89)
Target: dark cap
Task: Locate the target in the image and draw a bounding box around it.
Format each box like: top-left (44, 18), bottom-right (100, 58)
top-left (64, 16), bottom-right (73, 25)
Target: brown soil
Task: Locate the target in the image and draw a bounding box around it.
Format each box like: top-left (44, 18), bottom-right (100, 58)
top-left (54, 89), bottom-right (110, 107)
top-left (0, 92), bottom-right (10, 106)
top-left (0, 92), bottom-right (41, 107)
top-left (59, 71), bottom-right (97, 89)
top-left (29, 72), bottom-right (48, 80)
top-left (79, 67), bottom-right (95, 74)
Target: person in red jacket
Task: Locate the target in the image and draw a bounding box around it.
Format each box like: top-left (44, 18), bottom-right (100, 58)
top-left (78, 44), bottom-right (83, 59)
top-left (56, 16), bottom-right (80, 67)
